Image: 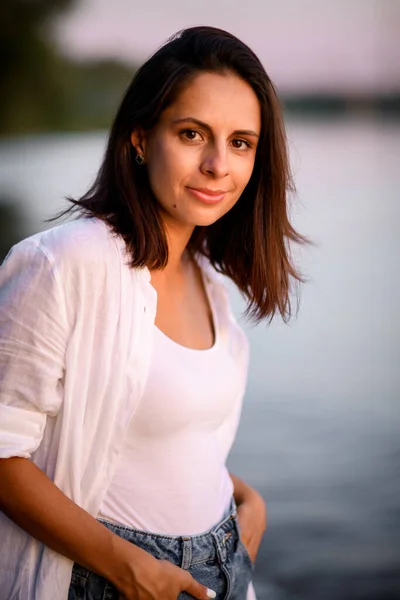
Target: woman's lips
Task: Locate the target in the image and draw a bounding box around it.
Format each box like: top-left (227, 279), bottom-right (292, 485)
top-left (186, 187), bottom-right (226, 204)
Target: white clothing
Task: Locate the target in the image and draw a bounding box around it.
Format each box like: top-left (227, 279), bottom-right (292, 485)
top-left (0, 218), bottom-right (252, 599)
top-left (99, 303), bottom-right (244, 533)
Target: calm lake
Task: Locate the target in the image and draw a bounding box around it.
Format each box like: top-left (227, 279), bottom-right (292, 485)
top-left (0, 117), bottom-right (399, 599)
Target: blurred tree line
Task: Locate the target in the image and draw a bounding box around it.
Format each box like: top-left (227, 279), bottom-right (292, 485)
top-left (0, 0), bottom-right (137, 135)
top-left (1, 0), bottom-right (399, 137)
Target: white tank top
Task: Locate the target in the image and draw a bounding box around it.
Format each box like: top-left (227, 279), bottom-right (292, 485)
top-left (99, 282), bottom-right (247, 535)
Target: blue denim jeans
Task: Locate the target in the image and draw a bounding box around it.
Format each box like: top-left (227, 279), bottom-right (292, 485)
top-left (68, 499), bottom-right (254, 599)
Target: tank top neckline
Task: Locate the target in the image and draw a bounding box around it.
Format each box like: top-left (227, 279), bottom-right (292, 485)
top-left (154, 267), bottom-right (219, 353)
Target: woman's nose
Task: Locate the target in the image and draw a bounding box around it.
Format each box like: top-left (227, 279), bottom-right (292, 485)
top-left (200, 142), bottom-right (229, 178)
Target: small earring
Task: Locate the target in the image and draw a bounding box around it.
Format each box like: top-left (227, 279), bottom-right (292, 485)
top-left (135, 154), bottom-right (145, 166)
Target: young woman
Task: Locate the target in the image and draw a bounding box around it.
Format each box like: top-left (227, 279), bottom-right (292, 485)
top-left (0, 26), bottom-right (305, 600)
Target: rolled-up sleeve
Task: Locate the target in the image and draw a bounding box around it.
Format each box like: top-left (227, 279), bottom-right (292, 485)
top-left (0, 239), bottom-right (68, 458)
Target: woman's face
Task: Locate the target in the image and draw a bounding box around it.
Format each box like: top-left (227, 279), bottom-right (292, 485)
top-left (132, 71), bottom-right (261, 231)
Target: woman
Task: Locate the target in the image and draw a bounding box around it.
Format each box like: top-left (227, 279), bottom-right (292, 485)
top-left (0, 26), bottom-right (305, 600)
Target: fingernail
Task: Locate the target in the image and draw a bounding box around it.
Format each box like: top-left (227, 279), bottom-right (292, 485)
top-left (207, 589), bottom-right (217, 599)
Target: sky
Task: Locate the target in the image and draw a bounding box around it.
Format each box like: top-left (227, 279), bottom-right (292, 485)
top-left (52, 0), bottom-right (400, 95)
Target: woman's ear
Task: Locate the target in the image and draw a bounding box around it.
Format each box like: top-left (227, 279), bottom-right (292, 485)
top-left (131, 129), bottom-right (146, 160)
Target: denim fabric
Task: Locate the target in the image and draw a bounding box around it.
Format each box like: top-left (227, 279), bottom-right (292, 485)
top-left (68, 499), bottom-right (254, 600)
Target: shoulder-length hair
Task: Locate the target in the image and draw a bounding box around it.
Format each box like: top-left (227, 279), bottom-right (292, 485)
top-left (63, 25), bottom-right (308, 323)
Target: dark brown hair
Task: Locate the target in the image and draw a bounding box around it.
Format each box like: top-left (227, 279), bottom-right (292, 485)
top-left (62, 26), bottom-right (308, 322)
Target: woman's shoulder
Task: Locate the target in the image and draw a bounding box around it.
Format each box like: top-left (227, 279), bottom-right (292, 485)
top-left (37, 217), bottom-right (118, 259)
top-left (0, 217), bottom-right (132, 319)
top-left (10, 217), bottom-right (122, 274)
top-left (0, 218), bottom-right (128, 302)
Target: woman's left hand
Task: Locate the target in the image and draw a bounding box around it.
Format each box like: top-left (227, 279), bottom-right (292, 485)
top-left (236, 488), bottom-right (267, 565)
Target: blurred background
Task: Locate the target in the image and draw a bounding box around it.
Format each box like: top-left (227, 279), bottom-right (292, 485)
top-left (1, 1), bottom-right (399, 598)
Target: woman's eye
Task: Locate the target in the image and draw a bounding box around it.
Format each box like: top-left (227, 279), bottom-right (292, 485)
top-left (181, 129), bottom-right (201, 141)
top-left (231, 139), bottom-right (251, 149)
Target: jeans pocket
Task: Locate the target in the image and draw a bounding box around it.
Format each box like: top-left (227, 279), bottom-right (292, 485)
top-left (68, 563), bottom-right (118, 600)
top-left (68, 564), bottom-right (89, 600)
top-left (103, 581), bottom-right (119, 600)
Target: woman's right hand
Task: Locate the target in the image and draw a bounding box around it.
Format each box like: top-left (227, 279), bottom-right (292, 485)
top-left (115, 539), bottom-right (216, 600)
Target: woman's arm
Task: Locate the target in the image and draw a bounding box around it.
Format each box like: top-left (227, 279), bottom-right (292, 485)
top-left (230, 472), bottom-right (262, 505)
top-left (0, 457), bottom-right (136, 588)
top-left (229, 472), bottom-right (267, 563)
top-left (0, 457), bottom-right (215, 600)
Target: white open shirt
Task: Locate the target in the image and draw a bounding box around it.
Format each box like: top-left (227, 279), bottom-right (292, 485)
top-left (0, 217), bottom-right (255, 600)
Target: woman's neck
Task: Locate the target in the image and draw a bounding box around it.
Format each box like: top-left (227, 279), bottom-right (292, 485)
top-left (160, 219), bottom-right (195, 276)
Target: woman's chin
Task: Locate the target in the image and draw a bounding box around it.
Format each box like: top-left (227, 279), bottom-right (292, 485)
top-left (179, 206), bottom-right (228, 228)
top-left (193, 215), bottom-right (222, 227)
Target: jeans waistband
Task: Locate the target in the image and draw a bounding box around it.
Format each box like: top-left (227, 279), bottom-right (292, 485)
top-left (97, 498), bottom-right (240, 568)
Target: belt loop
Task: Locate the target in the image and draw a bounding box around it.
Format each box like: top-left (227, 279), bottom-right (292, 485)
top-left (211, 531), bottom-right (227, 564)
top-left (181, 537), bottom-right (192, 570)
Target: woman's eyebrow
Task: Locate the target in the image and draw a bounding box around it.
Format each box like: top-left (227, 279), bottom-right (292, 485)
top-left (172, 117), bottom-right (260, 139)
